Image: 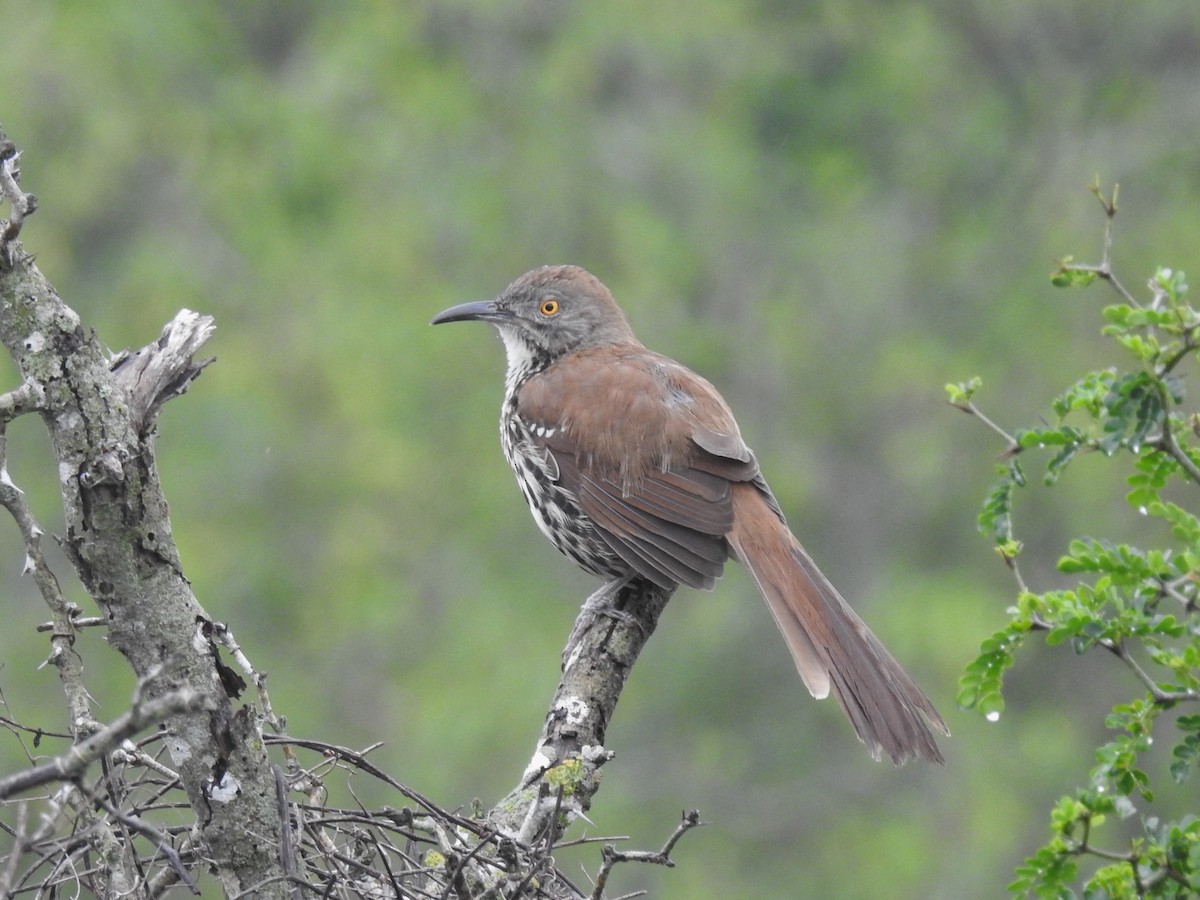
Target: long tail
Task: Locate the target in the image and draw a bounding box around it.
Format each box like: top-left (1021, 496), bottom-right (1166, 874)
top-left (728, 483), bottom-right (948, 764)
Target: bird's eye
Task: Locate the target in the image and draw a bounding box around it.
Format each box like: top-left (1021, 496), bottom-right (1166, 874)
top-left (539, 297), bottom-right (560, 316)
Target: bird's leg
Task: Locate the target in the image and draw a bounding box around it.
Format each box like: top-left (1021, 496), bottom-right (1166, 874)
top-left (562, 573), bottom-right (642, 667)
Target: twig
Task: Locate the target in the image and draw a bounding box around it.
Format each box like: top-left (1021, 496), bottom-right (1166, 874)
top-left (110, 739), bottom-right (180, 781)
top-left (1085, 180), bottom-right (1137, 307)
top-left (272, 765), bottom-right (304, 900)
top-left (587, 811), bottom-right (703, 900)
top-left (1156, 326), bottom-right (1200, 376)
top-left (209, 619), bottom-right (287, 735)
top-left (1158, 574), bottom-right (1198, 614)
top-left (1155, 423), bottom-right (1200, 486)
top-left (0, 692), bottom-right (73, 749)
top-left (35, 615), bottom-right (106, 632)
top-left (85, 788), bottom-right (201, 895)
top-left (0, 799), bottom-right (28, 896)
top-left (264, 736), bottom-right (455, 825)
top-left (951, 399), bottom-right (1019, 453)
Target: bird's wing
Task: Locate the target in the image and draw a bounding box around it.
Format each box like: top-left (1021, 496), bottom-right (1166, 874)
top-left (519, 347), bottom-right (767, 589)
top-left (550, 447), bottom-right (730, 589)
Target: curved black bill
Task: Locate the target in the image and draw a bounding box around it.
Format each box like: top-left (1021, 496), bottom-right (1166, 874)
top-left (430, 299), bottom-right (503, 326)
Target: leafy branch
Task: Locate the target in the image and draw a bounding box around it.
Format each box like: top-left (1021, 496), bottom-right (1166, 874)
top-left (949, 183), bottom-right (1200, 897)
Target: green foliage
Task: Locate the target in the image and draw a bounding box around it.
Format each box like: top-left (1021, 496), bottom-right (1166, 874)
top-left (957, 616), bottom-right (1026, 717)
top-left (959, 192), bottom-right (1200, 897)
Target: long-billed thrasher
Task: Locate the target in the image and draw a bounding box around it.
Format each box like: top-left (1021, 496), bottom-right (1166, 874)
top-left (432, 265), bottom-right (947, 764)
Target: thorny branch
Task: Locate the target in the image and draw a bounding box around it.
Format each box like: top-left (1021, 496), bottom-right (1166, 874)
top-left (0, 122), bottom-right (294, 897)
top-left (0, 137), bottom-right (37, 268)
top-left (955, 184), bottom-right (1200, 896)
top-left (0, 386), bottom-right (94, 738)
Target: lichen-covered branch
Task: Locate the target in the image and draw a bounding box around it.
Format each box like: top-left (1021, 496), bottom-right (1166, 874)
top-left (489, 578), bottom-right (675, 842)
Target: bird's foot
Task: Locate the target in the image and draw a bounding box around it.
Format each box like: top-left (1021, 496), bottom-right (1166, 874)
top-left (561, 575), bottom-right (641, 668)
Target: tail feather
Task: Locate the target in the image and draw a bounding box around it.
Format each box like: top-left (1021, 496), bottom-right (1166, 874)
top-left (728, 483), bottom-right (948, 764)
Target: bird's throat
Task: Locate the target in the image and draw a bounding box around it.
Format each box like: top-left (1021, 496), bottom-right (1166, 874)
top-left (497, 326), bottom-right (551, 399)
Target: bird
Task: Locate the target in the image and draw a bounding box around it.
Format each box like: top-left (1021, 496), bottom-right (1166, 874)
top-left (431, 265), bottom-right (947, 764)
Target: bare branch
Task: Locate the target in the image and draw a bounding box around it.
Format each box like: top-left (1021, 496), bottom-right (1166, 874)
top-left (0, 799), bottom-right (28, 897)
top-left (0, 136), bottom-right (38, 268)
top-left (587, 810), bottom-right (704, 900)
top-left (0, 379), bottom-right (43, 423)
top-left (0, 685), bottom-right (210, 801)
top-left (110, 308), bottom-right (216, 432)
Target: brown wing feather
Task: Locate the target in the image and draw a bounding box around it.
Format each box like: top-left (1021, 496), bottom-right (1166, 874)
top-left (520, 347), bottom-right (759, 591)
top-left (546, 436), bottom-right (731, 589)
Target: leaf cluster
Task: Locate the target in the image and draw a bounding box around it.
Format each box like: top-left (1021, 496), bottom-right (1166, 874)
top-left (951, 191), bottom-right (1200, 897)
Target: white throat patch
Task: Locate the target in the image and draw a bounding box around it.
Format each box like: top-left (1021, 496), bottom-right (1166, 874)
top-left (497, 326), bottom-right (539, 397)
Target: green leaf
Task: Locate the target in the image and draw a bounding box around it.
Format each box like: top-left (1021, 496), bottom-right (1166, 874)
top-left (1051, 260), bottom-right (1098, 288)
top-left (958, 623), bottom-right (1026, 714)
top-left (1052, 369), bottom-right (1117, 418)
top-left (1102, 303), bottom-right (1187, 332)
top-left (1127, 450), bottom-right (1177, 510)
top-left (1147, 500), bottom-right (1200, 545)
top-left (946, 376), bottom-right (982, 406)
top-left (1171, 715), bottom-right (1200, 784)
top-left (1111, 331), bottom-right (1161, 362)
top-left (978, 462), bottom-right (1025, 543)
top-left (1155, 266), bottom-right (1189, 302)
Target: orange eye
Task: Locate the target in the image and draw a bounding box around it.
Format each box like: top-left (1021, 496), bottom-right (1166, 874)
top-left (539, 297), bottom-right (560, 316)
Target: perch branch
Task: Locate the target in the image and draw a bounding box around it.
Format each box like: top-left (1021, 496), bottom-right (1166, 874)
top-left (488, 578), bottom-right (675, 843)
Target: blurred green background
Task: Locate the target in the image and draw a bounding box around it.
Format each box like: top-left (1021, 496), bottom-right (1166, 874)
top-left (2, 2), bottom-right (1199, 897)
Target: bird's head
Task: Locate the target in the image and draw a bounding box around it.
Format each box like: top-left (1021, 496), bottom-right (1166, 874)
top-left (431, 265), bottom-right (638, 365)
